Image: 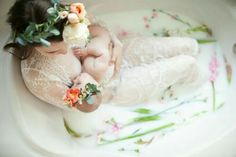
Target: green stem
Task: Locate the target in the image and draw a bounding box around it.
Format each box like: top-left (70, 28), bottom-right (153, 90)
top-left (211, 81), bottom-right (216, 111)
top-left (123, 96), bottom-right (202, 127)
top-left (158, 9), bottom-right (192, 27)
top-left (63, 118), bottom-right (82, 138)
top-left (98, 122), bottom-right (175, 145)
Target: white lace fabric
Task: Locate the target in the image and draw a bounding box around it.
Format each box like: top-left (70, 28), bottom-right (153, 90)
top-left (105, 36), bottom-right (200, 105)
top-left (21, 19), bottom-right (201, 108)
top-left (21, 50), bottom-right (82, 110)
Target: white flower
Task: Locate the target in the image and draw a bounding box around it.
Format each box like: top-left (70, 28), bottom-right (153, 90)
top-left (67, 13), bottom-right (80, 24)
top-left (63, 22), bottom-right (90, 47)
top-left (59, 11), bottom-right (68, 19)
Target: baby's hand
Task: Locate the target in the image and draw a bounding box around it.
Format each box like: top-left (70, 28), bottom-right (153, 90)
top-left (72, 47), bottom-right (88, 58)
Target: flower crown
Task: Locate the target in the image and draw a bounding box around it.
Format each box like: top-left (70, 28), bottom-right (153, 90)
top-left (14, 0), bottom-right (90, 47)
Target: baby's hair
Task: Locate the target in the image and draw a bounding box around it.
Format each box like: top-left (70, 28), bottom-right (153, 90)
top-left (3, 0), bottom-right (66, 60)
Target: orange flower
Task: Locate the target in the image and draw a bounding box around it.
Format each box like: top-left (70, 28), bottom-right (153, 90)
top-left (70, 3), bottom-right (86, 19)
top-left (63, 88), bottom-right (80, 106)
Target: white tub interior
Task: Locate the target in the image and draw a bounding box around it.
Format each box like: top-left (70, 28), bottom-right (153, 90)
top-left (1, 0), bottom-right (236, 157)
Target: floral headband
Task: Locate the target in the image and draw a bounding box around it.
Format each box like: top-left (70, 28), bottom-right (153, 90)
top-left (14, 0), bottom-right (90, 47)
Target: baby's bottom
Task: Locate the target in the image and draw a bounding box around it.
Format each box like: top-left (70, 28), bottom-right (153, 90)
top-left (105, 55), bottom-right (201, 105)
top-left (82, 55), bottom-right (109, 83)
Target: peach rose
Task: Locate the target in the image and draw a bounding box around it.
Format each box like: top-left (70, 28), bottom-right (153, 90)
top-left (67, 13), bottom-right (80, 24)
top-left (70, 3), bottom-right (87, 19)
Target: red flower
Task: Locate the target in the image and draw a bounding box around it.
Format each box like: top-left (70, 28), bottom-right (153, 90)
top-left (63, 88), bottom-right (80, 107)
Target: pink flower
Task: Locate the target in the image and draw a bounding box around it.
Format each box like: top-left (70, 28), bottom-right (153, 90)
top-left (208, 54), bottom-right (219, 81)
top-left (152, 12), bottom-right (158, 18)
top-left (111, 123), bottom-right (121, 133)
top-left (143, 16), bottom-right (148, 21)
top-left (118, 30), bottom-right (128, 37)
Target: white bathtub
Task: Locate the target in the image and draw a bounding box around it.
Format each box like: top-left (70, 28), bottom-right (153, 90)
top-left (1, 0), bottom-right (236, 157)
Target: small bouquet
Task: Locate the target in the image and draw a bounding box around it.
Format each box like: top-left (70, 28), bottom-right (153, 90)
top-left (61, 3), bottom-right (91, 49)
top-left (63, 83), bottom-right (101, 109)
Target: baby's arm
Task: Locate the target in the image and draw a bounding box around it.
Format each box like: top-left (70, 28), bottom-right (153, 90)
top-left (72, 73), bottom-right (102, 112)
top-left (73, 25), bottom-right (112, 58)
top-left (74, 25), bottom-right (113, 82)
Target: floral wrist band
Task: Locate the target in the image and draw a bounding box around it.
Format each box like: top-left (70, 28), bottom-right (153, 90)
top-left (63, 83), bottom-right (101, 109)
top-left (13, 0), bottom-right (90, 47)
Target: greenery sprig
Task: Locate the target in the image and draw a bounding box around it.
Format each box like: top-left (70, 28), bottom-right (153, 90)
top-left (15, 1), bottom-right (67, 46)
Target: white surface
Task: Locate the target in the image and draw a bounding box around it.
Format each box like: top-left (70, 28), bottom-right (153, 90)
top-left (1, 0), bottom-right (236, 157)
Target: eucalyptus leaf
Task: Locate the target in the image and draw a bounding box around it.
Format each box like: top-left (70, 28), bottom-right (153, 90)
top-left (32, 36), bottom-right (41, 42)
top-left (49, 28), bottom-right (60, 36)
top-left (25, 24), bottom-right (35, 34)
top-left (47, 7), bottom-right (57, 15)
top-left (51, 0), bottom-right (60, 4)
top-left (86, 96), bottom-right (94, 105)
top-left (40, 38), bottom-right (51, 47)
top-left (16, 37), bottom-right (27, 46)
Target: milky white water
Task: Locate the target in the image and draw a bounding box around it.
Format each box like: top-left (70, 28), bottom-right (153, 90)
top-left (61, 9), bottom-right (232, 156)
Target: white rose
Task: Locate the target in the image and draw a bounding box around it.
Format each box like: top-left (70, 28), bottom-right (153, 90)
top-left (67, 13), bottom-right (80, 24)
top-left (63, 23), bottom-right (90, 47)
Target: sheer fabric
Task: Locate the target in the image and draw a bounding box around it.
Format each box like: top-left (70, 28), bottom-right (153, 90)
top-left (21, 21), bottom-right (200, 108)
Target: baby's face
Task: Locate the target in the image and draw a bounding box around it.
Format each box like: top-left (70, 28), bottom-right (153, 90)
top-left (35, 41), bottom-right (68, 55)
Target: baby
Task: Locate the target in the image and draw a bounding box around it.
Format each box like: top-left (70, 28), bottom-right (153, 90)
top-left (72, 25), bottom-right (115, 83)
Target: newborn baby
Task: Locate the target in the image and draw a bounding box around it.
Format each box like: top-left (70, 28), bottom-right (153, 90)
top-left (72, 25), bottom-right (114, 83)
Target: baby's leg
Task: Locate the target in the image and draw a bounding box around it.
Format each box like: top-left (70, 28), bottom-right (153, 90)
top-left (82, 55), bottom-right (109, 83)
top-left (106, 55), bottom-right (201, 105)
top-left (122, 36), bottom-right (199, 66)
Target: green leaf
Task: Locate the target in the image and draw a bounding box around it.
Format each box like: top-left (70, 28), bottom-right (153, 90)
top-left (32, 36), bottom-right (41, 43)
top-left (134, 108), bottom-right (152, 114)
top-left (25, 23), bottom-right (35, 34)
top-left (47, 7), bottom-right (57, 15)
top-left (133, 114), bottom-right (160, 123)
top-left (135, 137), bottom-right (154, 145)
top-left (49, 28), bottom-right (60, 36)
top-left (86, 96), bottom-right (94, 105)
top-left (16, 36), bottom-right (27, 46)
top-left (63, 118), bottom-right (81, 138)
top-left (188, 25), bottom-right (212, 36)
top-left (40, 38), bottom-right (51, 47)
top-left (51, 0), bottom-right (60, 4)
top-left (197, 39), bottom-right (217, 44)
